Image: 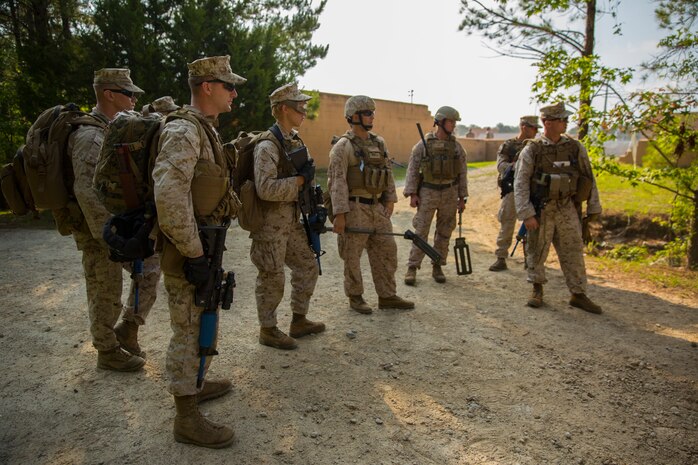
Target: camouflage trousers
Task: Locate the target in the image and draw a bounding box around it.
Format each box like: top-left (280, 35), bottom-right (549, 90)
top-left (407, 185), bottom-right (458, 267)
top-left (164, 274), bottom-right (216, 397)
top-left (250, 222), bottom-right (319, 327)
top-left (338, 201), bottom-right (397, 298)
top-left (494, 192), bottom-right (517, 258)
top-left (73, 230), bottom-right (159, 351)
top-left (526, 199), bottom-right (587, 294)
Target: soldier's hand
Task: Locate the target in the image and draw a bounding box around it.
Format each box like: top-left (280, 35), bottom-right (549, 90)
top-left (458, 197), bottom-right (466, 213)
top-left (299, 160), bottom-right (316, 184)
top-left (333, 214), bottom-right (346, 234)
top-left (183, 255), bottom-right (209, 286)
top-left (524, 216), bottom-right (539, 231)
top-left (384, 201), bottom-right (395, 217)
top-left (410, 194), bottom-right (420, 208)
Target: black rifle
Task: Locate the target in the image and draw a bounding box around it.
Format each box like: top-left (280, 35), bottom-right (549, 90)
top-left (284, 141), bottom-right (327, 275)
top-left (510, 222), bottom-right (527, 257)
top-left (341, 227), bottom-right (443, 264)
top-left (195, 219), bottom-right (235, 388)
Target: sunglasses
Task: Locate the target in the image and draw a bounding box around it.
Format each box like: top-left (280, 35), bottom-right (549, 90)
top-left (547, 117), bottom-right (569, 123)
top-left (205, 79), bottom-right (236, 92)
top-left (357, 110), bottom-right (375, 117)
top-left (108, 88), bottom-right (136, 98)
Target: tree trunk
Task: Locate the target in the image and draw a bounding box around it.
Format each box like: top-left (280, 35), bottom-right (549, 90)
top-left (578, 0), bottom-right (596, 140)
top-left (689, 190), bottom-right (698, 270)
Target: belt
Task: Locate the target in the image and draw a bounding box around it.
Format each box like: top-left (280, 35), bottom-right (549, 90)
top-left (422, 180), bottom-right (457, 191)
top-left (351, 196), bottom-right (376, 205)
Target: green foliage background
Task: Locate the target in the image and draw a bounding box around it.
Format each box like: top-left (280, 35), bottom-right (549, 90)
top-left (0, 0), bottom-right (328, 162)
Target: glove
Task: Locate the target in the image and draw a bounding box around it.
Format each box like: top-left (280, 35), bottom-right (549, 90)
top-left (183, 255), bottom-right (209, 286)
top-left (299, 160), bottom-right (316, 184)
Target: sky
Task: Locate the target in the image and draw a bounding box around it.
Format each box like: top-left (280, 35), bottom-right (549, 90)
top-left (299, 0), bottom-right (666, 127)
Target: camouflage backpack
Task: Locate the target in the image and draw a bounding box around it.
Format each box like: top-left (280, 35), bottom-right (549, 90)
top-left (229, 130), bottom-right (283, 233)
top-left (1, 146), bottom-right (36, 216)
top-left (93, 111), bottom-right (164, 215)
top-left (23, 103), bottom-right (106, 211)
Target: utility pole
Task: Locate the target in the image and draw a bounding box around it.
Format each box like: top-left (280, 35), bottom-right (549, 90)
top-left (408, 89), bottom-right (414, 104)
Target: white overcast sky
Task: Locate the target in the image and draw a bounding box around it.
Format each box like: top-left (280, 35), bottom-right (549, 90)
top-left (299, 0), bottom-right (664, 126)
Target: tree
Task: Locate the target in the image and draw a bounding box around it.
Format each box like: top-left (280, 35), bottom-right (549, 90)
top-left (458, 0), bottom-right (632, 139)
top-left (0, 0), bottom-right (328, 163)
top-left (592, 0), bottom-right (698, 269)
top-left (459, 0), bottom-right (698, 269)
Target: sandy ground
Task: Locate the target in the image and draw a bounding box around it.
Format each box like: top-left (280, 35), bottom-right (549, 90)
top-left (0, 165), bottom-right (696, 465)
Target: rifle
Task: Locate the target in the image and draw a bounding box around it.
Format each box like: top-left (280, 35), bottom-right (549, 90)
top-left (287, 144), bottom-right (327, 275)
top-left (339, 227), bottom-right (443, 264)
top-left (510, 222), bottom-right (527, 257)
top-left (194, 219), bottom-right (235, 389)
top-left (416, 123), bottom-right (429, 191)
top-left (108, 144), bottom-right (155, 314)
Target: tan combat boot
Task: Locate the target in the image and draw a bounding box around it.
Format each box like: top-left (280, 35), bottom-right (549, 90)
top-left (404, 266), bottom-right (417, 286)
top-left (432, 264), bottom-right (446, 283)
top-left (173, 395), bottom-right (234, 448)
top-left (289, 313), bottom-right (326, 338)
top-left (198, 379), bottom-right (233, 403)
top-left (378, 295), bottom-right (415, 310)
top-left (570, 293), bottom-right (603, 314)
top-left (114, 320), bottom-right (145, 358)
top-left (349, 295), bottom-right (373, 314)
top-left (527, 283), bottom-right (544, 308)
top-left (488, 257), bottom-right (508, 271)
top-left (97, 346), bottom-right (145, 372)
top-left (259, 326), bottom-right (298, 350)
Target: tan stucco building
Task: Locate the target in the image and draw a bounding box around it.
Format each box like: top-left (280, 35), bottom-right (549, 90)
top-left (298, 91), bottom-right (503, 167)
top-left (298, 92), bottom-right (434, 168)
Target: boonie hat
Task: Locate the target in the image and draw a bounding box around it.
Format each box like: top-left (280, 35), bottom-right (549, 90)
top-left (269, 83), bottom-right (312, 105)
top-left (520, 115), bottom-right (541, 128)
top-left (93, 68), bottom-right (144, 94)
top-left (187, 55), bottom-right (247, 86)
top-left (540, 102), bottom-right (573, 120)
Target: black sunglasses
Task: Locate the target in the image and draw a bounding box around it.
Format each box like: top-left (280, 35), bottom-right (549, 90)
top-left (108, 88), bottom-right (136, 98)
top-left (358, 110), bottom-right (374, 117)
top-left (546, 117), bottom-right (569, 123)
top-left (204, 79), bottom-right (236, 92)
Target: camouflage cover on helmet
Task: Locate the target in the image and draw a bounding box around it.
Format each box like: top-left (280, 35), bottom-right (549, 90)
top-left (434, 106), bottom-right (461, 122)
top-left (344, 95), bottom-right (375, 118)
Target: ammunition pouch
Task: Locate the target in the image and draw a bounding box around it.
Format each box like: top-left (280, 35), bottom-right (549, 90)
top-left (532, 171), bottom-right (578, 202)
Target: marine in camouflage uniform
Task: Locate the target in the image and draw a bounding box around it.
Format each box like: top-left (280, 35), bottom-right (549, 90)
top-left (514, 102), bottom-right (603, 314)
top-left (328, 95), bottom-right (414, 314)
top-left (70, 68), bottom-right (159, 371)
top-left (489, 115), bottom-right (541, 272)
top-left (250, 83), bottom-right (325, 350)
top-left (152, 56), bottom-right (245, 449)
top-left (403, 106), bottom-right (468, 285)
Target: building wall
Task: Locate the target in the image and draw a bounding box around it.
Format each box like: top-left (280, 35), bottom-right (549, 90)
top-left (298, 92), bottom-right (434, 168)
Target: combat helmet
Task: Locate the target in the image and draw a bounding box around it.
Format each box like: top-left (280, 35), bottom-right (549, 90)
top-left (434, 105), bottom-right (461, 134)
top-left (434, 106), bottom-right (461, 122)
top-left (345, 95), bottom-right (376, 130)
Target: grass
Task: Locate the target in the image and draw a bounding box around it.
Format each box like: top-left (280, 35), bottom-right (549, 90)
top-left (468, 160), bottom-right (496, 169)
top-left (590, 254), bottom-right (698, 296)
top-left (594, 171), bottom-right (674, 216)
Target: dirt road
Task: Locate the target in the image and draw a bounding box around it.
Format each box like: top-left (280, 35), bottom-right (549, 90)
top-left (1, 165), bottom-right (696, 465)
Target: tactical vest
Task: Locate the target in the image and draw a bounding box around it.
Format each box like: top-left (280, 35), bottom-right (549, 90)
top-left (421, 133), bottom-right (460, 184)
top-left (529, 137), bottom-right (581, 202)
top-left (173, 109), bottom-right (238, 224)
top-left (342, 131), bottom-right (391, 196)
